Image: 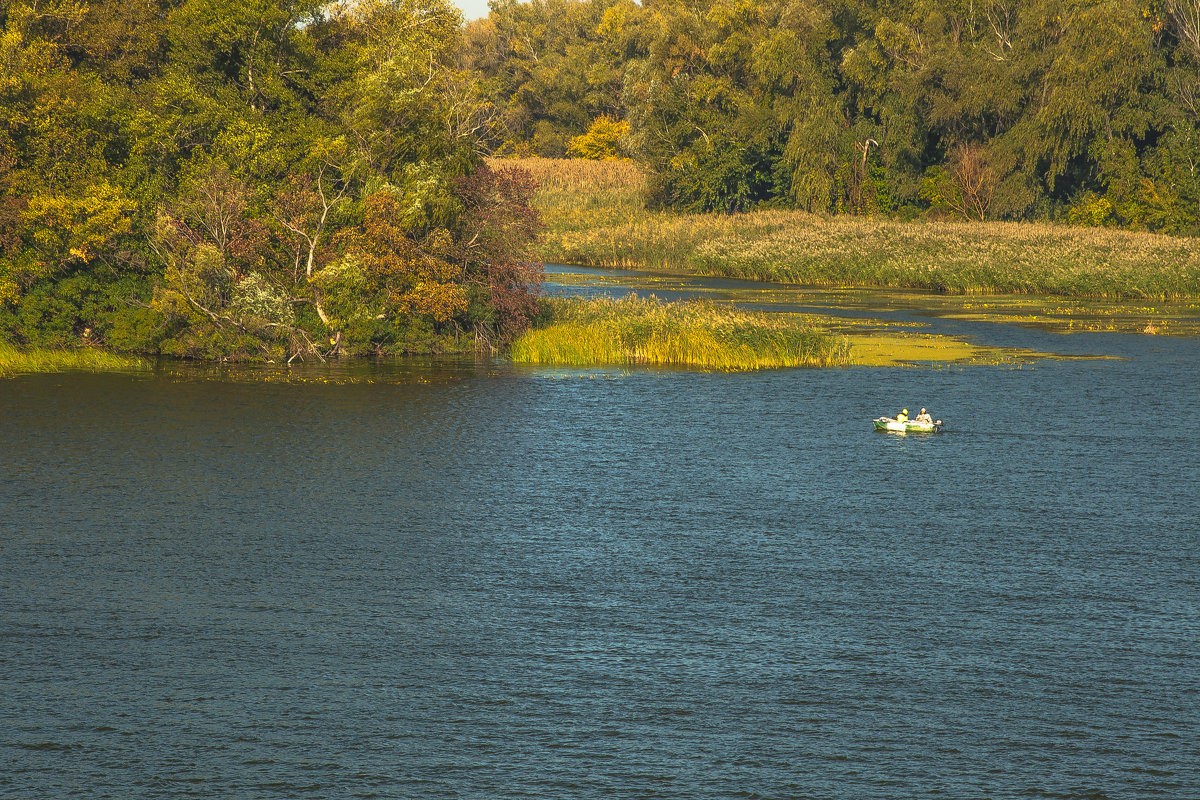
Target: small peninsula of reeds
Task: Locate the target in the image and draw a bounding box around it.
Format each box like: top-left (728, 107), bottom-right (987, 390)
top-left (0, 343), bottom-right (146, 379)
top-left (505, 158), bottom-right (1200, 300)
top-left (511, 295), bottom-right (851, 370)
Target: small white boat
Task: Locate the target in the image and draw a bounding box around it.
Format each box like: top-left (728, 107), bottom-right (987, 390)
top-left (873, 416), bottom-right (943, 433)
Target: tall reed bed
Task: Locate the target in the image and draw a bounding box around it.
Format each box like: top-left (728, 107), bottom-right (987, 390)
top-left (544, 208), bottom-right (800, 271)
top-left (512, 295), bottom-right (851, 369)
top-left (0, 343), bottom-right (147, 378)
top-left (505, 158), bottom-right (1200, 299)
top-left (693, 218), bottom-right (1200, 299)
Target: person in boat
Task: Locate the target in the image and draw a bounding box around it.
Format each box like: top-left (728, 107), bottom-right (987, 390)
top-left (896, 408), bottom-right (909, 423)
top-left (915, 408), bottom-right (933, 424)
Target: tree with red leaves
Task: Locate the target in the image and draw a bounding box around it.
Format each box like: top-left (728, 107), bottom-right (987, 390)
top-left (453, 164), bottom-right (545, 344)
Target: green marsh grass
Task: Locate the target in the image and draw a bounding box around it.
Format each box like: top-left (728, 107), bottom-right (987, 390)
top-left (511, 295), bottom-right (851, 370)
top-left (0, 343), bottom-right (147, 378)
top-left (503, 158), bottom-right (1200, 299)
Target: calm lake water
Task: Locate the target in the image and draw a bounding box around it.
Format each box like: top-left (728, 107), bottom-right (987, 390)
top-left (2, 272), bottom-right (1199, 799)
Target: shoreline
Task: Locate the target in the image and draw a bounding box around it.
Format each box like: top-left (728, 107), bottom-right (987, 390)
top-left (6, 270), bottom-right (1189, 378)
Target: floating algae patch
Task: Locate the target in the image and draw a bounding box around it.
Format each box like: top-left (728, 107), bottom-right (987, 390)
top-left (845, 332), bottom-right (1059, 367)
top-left (933, 296), bottom-right (1200, 336)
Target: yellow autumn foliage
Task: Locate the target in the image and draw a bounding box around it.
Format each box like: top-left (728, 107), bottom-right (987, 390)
top-left (397, 280), bottom-right (468, 323)
top-left (0, 276), bottom-right (19, 306)
top-left (24, 182), bottom-right (136, 269)
top-left (566, 117), bottom-right (630, 160)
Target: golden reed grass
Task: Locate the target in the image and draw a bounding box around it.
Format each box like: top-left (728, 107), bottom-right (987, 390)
top-left (512, 295), bottom-right (851, 370)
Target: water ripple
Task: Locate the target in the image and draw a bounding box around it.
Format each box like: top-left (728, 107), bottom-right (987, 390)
top-left (2, 344), bottom-right (1198, 799)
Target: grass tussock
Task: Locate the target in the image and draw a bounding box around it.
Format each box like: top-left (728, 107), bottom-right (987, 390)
top-left (512, 294), bottom-right (851, 370)
top-left (506, 158), bottom-right (1200, 299)
top-left (0, 343), bottom-right (148, 378)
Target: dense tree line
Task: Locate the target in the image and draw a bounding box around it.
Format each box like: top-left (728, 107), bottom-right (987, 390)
top-left (0, 0), bottom-right (542, 358)
top-left (464, 0), bottom-right (1200, 229)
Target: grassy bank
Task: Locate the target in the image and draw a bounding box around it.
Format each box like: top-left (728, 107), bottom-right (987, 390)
top-left (511, 295), bottom-right (851, 370)
top-left (498, 158), bottom-right (1200, 299)
top-left (0, 343), bottom-right (147, 378)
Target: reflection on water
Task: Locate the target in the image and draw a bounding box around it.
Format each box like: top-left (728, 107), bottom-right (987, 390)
top-left (143, 353), bottom-right (498, 385)
top-left (2, 273), bottom-right (1199, 799)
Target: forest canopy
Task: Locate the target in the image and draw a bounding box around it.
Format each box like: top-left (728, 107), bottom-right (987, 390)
top-left (0, 0), bottom-right (542, 358)
top-left (5, 0), bottom-right (1200, 359)
top-left (463, 0), bottom-right (1200, 228)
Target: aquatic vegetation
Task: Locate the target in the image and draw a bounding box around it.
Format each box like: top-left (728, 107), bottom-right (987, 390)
top-left (843, 333), bottom-right (1063, 367)
top-left (0, 344), bottom-right (147, 378)
top-left (544, 269), bottom-right (1114, 366)
top-left (514, 158), bottom-right (1200, 300)
top-left (512, 295), bottom-right (851, 370)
